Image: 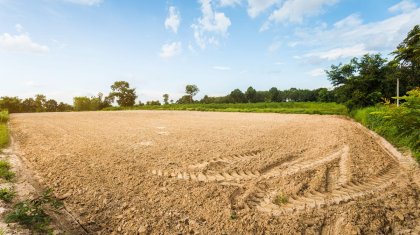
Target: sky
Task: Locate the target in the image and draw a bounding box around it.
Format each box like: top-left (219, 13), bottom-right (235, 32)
top-left (0, 0), bottom-right (419, 103)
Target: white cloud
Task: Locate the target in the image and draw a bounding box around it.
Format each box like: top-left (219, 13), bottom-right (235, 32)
top-left (0, 25), bottom-right (49, 54)
top-left (333, 14), bottom-right (362, 28)
top-left (308, 68), bottom-right (325, 77)
top-left (165, 6), bottom-right (181, 33)
top-left (293, 7), bottom-right (420, 61)
top-left (192, 0), bottom-right (232, 49)
top-left (213, 66), bottom-right (231, 70)
top-left (303, 44), bottom-right (374, 61)
top-left (388, 0), bottom-right (416, 13)
top-left (268, 0), bottom-right (338, 24)
top-left (219, 0), bottom-right (241, 7)
top-left (247, 0), bottom-right (278, 18)
top-left (64, 0), bottom-right (103, 5)
top-left (159, 42), bottom-right (182, 58)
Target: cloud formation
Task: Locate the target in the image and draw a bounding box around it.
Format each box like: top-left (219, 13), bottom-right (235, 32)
top-left (0, 24), bottom-right (49, 53)
top-left (192, 0), bottom-right (232, 49)
top-left (165, 6), bottom-right (181, 33)
top-left (159, 42), bottom-right (182, 58)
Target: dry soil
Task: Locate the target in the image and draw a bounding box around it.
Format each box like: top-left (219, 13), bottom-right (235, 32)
top-left (8, 111), bottom-right (420, 234)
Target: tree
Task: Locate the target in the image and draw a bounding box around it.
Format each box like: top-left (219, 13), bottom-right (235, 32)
top-left (108, 81), bottom-right (137, 107)
top-left (269, 87), bottom-right (280, 102)
top-left (229, 89), bottom-right (246, 103)
top-left (185, 85), bottom-right (199, 103)
top-left (163, 94), bottom-right (169, 105)
top-left (392, 24), bottom-right (420, 93)
top-left (45, 99), bottom-right (58, 112)
top-left (0, 97), bottom-right (21, 113)
top-left (73, 97), bottom-right (93, 111)
top-left (21, 98), bottom-right (37, 112)
top-left (146, 100), bottom-right (161, 106)
top-left (326, 54), bottom-right (391, 109)
top-left (57, 102), bottom-right (73, 112)
top-left (34, 94), bottom-right (47, 112)
top-left (245, 86), bottom-right (257, 103)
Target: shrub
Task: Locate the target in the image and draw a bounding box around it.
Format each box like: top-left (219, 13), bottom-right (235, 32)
top-left (0, 160), bottom-right (15, 181)
top-left (0, 188), bottom-right (15, 203)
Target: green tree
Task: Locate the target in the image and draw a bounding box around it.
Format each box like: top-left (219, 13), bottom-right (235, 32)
top-left (163, 94), bottom-right (169, 105)
top-left (392, 24), bottom-right (420, 93)
top-left (245, 86), bottom-right (257, 103)
top-left (21, 98), bottom-right (37, 113)
top-left (269, 87), bottom-right (280, 102)
top-left (0, 97), bottom-right (21, 113)
top-left (34, 94), bottom-right (47, 112)
top-left (108, 81), bottom-right (137, 107)
top-left (45, 99), bottom-right (58, 112)
top-left (185, 85), bottom-right (199, 103)
top-left (229, 89), bottom-right (246, 103)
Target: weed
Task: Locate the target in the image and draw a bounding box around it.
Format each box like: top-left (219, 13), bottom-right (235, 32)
top-left (0, 123), bottom-right (8, 150)
top-left (273, 193), bottom-right (288, 205)
top-left (0, 160), bottom-right (15, 181)
top-left (0, 188), bottom-right (15, 203)
top-left (230, 211), bottom-right (238, 220)
top-left (5, 189), bottom-right (63, 234)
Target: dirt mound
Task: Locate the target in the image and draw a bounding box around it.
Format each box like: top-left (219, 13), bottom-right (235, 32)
top-left (9, 111), bottom-right (420, 234)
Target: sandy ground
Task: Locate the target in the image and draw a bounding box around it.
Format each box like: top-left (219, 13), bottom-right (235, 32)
top-left (7, 110), bottom-right (420, 234)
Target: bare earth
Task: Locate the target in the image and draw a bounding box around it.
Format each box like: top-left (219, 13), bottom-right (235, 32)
top-left (8, 111), bottom-right (420, 234)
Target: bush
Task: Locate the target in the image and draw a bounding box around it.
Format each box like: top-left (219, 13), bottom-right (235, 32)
top-left (0, 188), bottom-right (15, 203)
top-left (0, 160), bottom-right (15, 181)
top-left (5, 189), bottom-right (63, 233)
top-left (353, 88), bottom-right (420, 161)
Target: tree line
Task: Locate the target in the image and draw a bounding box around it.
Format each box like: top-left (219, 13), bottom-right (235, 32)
top-left (1, 25), bottom-right (418, 113)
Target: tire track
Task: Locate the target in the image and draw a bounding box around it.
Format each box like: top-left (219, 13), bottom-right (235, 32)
top-left (254, 165), bottom-right (400, 215)
top-left (188, 150), bottom-right (262, 170)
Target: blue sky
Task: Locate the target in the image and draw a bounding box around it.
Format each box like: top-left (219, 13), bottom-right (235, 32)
top-left (0, 0), bottom-right (419, 103)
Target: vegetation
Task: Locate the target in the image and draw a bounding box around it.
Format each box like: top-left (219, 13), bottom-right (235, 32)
top-left (0, 188), bottom-right (16, 203)
top-left (0, 160), bottom-right (15, 181)
top-left (273, 193), bottom-right (288, 205)
top-left (5, 189), bottom-right (63, 234)
top-left (352, 88), bottom-right (420, 161)
top-left (108, 81), bottom-right (137, 107)
top-left (104, 102), bottom-right (348, 115)
top-left (0, 112), bottom-right (8, 149)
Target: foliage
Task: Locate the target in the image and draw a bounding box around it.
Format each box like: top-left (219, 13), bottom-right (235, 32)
top-left (108, 81), bottom-right (137, 107)
top-left (0, 111), bottom-right (8, 150)
top-left (104, 102), bottom-right (348, 115)
top-left (163, 94), bottom-right (169, 105)
top-left (146, 100), bottom-right (161, 106)
top-left (0, 160), bottom-right (15, 181)
top-left (0, 188), bottom-right (15, 203)
top-left (273, 193), bottom-right (288, 205)
top-left (0, 95), bottom-right (73, 113)
top-left (0, 110), bottom-right (8, 123)
top-left (5, 189), bottom-right (63, 234)
top-left (352, 88), bottom-right (420, 161)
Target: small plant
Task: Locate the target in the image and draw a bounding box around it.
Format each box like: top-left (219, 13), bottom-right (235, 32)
top-left (0, 160), bottom-right (15, 181)
top-left (5, 189), bottom-right (63, 233)
top-left (230, 211), bottom-right (238, 220)
top-left (0, 188), bottom-right (15, 203)
top-left (273, 193), bottom-right (288, 205)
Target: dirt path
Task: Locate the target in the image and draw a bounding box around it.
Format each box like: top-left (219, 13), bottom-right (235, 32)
top-left (8, 111), bottom-right (420, 234)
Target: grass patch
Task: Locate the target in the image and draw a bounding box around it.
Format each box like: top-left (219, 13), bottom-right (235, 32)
top-left (0, 188), bottom-right (15, 203)
top-left (273, 193), bottom-right (288, 205)
top-left (5, 189), bottom-right (63, 234)
top-left (0, 110), bottom-right (8, 123)
top-left (104, 102), bottom-right (348, 115)
top-left (0, 123), bottom-right (9, 150)
top-left (0, 160), bottom-right (15, 181)
top-left (230, 211), bottom-right (238, 220)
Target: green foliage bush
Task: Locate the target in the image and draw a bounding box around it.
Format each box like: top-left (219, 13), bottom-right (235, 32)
top-left (353, 88), bottom-right (420, 161)
top-left (0, 188), bottom-right (15, 203)
top-left (0, 160), bottom-right (15, 181)
top-left (5, 189), bottom-right (63, 234)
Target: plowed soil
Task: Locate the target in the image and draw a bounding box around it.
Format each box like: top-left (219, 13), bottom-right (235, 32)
top-left (9, 111), bottom-right (420, 234)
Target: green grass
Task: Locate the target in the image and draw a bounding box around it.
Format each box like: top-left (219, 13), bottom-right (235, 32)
top-left (0, 110), bottom-right (8, 123)
top-left (0, 160), bottom-right (15, 181)
top-left (104, 102), bottom-right (348, 115)
top-left (352, 104), bottom-right (419, 162)
top-left (0, 188), bottom-right (15, 203)
top-left (5, 189), bottom-right (63, 234)
top-left (273, 193), bottom-right (288, 205)
top-left (0, 123), bottom-right (9, 150)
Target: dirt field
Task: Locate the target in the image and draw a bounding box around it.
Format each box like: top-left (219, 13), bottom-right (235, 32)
top-left (8, 111), bottom-right (420, 234)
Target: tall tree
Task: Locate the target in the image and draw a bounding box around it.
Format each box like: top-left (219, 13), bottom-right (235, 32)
top-left (163, 94), bottom-right (169, 105)
top-left (229, 89), bottom-right (246, 103)
top-left (185, 85), bottom-right (199, 103)
top-left (245, 86), bottom-right (257, 103)
top-left (35, 94), bottom-right (47, 112)
top-left (108, 81), bottom-right (137, 107)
